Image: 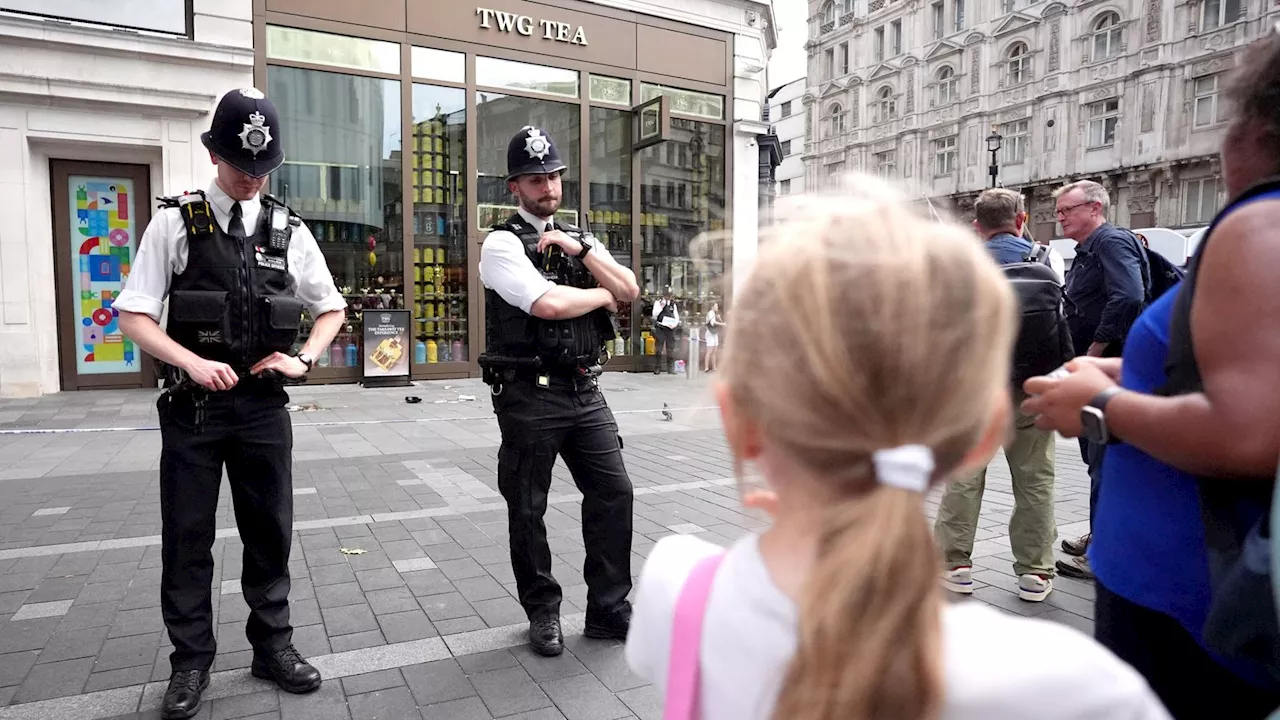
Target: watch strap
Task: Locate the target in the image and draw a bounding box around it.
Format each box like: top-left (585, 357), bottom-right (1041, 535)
top-left (575, 238), bottom-right (592, 259)
top-left (294, 352), bottom-right (314, 371)
top-left (1088, 385), bottom-right (1126, 412)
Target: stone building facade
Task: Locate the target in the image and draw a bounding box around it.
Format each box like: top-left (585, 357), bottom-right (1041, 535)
top-left (802, 0), bottom-right (1278, 239)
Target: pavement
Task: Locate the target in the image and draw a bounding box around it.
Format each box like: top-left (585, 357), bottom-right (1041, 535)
top-left (0, 372), bottom-right (1096, 720)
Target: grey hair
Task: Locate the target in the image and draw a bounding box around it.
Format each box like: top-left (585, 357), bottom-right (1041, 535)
top-left (1052, 180), bottom-right (1110, 212)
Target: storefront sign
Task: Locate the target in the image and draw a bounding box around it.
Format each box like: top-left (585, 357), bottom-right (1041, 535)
top-left (476, 7), bottom-right (589, 46)
top-left (362, 310), bottom-right (412, 387)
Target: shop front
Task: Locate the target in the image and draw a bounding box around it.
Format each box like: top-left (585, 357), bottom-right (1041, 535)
top-left (252, 0), bottom-right (755, 383)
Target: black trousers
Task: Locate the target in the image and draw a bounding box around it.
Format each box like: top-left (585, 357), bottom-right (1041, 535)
top-left (1095, 581), bottom-right (1280, 720)
top-left (653, 327), bottom-right (675, 373)
top-left (1079, 438), bottom-right (1106, 522)
top-left (492, 375), bottom-right (633, 622)
top-left (158, 384), bottom-right (295, 672)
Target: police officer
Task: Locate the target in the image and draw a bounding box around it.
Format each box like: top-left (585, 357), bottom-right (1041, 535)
top-left (115, 88), bottom-right (347, 719)
top-left (478, 126), bottom-right (640, 657)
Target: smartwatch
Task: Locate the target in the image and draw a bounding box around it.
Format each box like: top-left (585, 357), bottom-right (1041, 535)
top-left (294, 352), bottom-right (315, 373)
top-left (575, 235), bottom-right (593, 260)
top-left (1080, 386), bottom-right (1126, 444)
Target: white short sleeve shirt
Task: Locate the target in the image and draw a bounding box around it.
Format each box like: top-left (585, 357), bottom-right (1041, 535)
top-left (113, 181), bottom-right (347, 323)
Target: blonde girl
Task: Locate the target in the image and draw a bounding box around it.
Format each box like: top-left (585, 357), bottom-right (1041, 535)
top-left (624, 181), bottom-right (1170, 720)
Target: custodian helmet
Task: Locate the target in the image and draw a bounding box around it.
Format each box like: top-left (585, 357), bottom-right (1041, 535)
top-left (200, 88), bottom-right (286, 179)
top-left (506, 126), bottom-right (567, 182)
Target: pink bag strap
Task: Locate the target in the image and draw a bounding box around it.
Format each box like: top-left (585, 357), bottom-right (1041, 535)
top-left (663, 552), bottom-right (727, 720)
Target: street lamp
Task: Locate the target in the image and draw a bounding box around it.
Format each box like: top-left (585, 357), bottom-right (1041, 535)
top-left (986, 127), bottom-right (1004, 188)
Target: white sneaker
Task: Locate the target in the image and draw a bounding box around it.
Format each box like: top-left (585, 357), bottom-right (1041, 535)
top-left (1017, 574), bottom-right (1053, 602)
top-left (941, 567), bottom-right (974, 595)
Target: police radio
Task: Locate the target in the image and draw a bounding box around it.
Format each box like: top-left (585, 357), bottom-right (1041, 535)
top-left (267, 204), bottom-right (292, 253)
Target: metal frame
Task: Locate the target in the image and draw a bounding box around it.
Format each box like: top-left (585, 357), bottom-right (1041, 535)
top-left (252, 4), bottom-right (735, 384)
top-left (49, 160), bottom-right (158, 391)
top-left (0, 0), bottom-right (195, 38)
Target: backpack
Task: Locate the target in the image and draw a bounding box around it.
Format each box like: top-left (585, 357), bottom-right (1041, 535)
top-left (1143, 245), bottom-right (1186, 304)
top-left (1003, 245), bottom-right (1076, 383)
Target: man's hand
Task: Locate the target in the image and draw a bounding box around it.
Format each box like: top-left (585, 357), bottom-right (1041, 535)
top-left (1087, 341), bottom-right (1109, 357)
top-left (185, 357), bottom-right (239, 392)
top-left (1021, 360), bottom-right (1118, 437)
top-left (251, 352), bottom-right (309, 379)
top-left (604, 296), bottom-right (618, 314)
top-left (1074, 356), bottom-right (1123, 382)
top-left (537, 230), bottom-right (584, 258)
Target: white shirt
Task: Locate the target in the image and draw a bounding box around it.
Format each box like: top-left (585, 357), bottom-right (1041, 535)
top-left (652, 298), bottom-right (680, 328)
top-left (626, 535), bottom-right (1172, 720)
top-left (1045, 245), bottom-right (1067, 284)
top-left (113, 181), bottom-right (347, 323)
top-left (479, 207), bottom-right (621, 315)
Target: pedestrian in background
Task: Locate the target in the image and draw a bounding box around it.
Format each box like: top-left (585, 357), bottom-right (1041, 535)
top-left (652, 288), bottom-right (680, 374)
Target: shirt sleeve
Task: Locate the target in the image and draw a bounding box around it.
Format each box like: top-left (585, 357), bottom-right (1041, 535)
top-left (113, 210), bottom-right (179, 323)
top-left (289, 222), bottom-right (347, 319)
top-left (1094, 232), bottom-right (1148, 345)
top-left (480, 231), bottom-right (554, 315)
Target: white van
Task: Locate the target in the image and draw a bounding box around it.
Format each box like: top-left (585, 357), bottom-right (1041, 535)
top-left (1051, 226), bottom-right (1204, 273)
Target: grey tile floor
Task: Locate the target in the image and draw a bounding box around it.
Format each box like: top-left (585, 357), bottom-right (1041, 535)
top-left (0, 374), bottom-right (1094, 719)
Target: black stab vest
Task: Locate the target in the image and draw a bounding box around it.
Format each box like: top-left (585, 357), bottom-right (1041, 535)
top-left (164, 194), bottom-right (304, 373)
top-left (483, 215), bottom-right (605, 370)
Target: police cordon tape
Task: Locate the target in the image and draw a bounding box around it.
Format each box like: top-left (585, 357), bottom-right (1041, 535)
top-left (0, 405), bottom-right (721, 436)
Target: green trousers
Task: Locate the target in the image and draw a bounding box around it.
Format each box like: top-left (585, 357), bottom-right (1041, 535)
top-left (934, 392), bottom-right (1058, 577)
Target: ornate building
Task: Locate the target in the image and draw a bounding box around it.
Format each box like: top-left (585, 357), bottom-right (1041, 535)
top-left (802, 0), bottom-right (1277, 239)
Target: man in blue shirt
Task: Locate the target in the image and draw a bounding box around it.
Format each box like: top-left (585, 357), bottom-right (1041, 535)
top-left (936, 189), bottom-right (1060, 602)
top-left (1053, 180), bottom-right (1150, 579)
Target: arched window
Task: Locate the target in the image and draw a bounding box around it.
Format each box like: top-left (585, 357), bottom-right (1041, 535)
top-left (936, 66), bottom-right (958, 105)
top-left (828, 104), bottom-right (847, 135)
top-left (1007, 42), bottom-right (1030, 85)
top-left (823, 1), bottom-right (838, 26)
top-left (876, 87), bottom-right (897, 123)
top-left (1092, 13), bottom-right (1123, 61)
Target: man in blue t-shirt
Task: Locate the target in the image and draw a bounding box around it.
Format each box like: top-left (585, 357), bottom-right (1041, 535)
top-left (936, 189), bottom-right (1059, 602)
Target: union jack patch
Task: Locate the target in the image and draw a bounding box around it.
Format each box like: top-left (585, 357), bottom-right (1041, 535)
top-left (198, 330), bottom-right (222, 344)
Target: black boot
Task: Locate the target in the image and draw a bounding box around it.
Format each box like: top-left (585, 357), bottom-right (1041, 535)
top-left (161, 669), bottom-right (209, 720)
top-left (529, 616), bottom-right (563, 657)
top-left (584, 604), bottom-right (632, 641)
top-left (251, 645), bottom-right (322, 694)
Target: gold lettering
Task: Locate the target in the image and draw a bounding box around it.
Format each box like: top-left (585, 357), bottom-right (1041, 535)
top-left (556, 22), bottom-right (571, 41)
top-left (572, 26), bottom-right (588, 45)
top-left (516, 15), bottom-right (534, 35)
top-left (476, 7), bottom-right (495, 29)
top-left (495, 11), bottom-right (519, 32)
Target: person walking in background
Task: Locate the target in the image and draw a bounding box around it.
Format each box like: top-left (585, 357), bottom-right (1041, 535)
top-left (1053, 179), bottom-right (1150, 580)
top-left (703, 302), bottom-right (723, 373)
top-left (1023, 31), bottom-right (1280, 717)
top-left (936, 189), bottom-right (1070, 603)
top-left (625, 181), bottom-right (1170, 720)
top-left (652, 288), bottom-right (679, 374)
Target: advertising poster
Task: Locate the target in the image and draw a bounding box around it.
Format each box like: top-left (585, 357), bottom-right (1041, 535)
top-left (362, 309), bottom-right (412, 387)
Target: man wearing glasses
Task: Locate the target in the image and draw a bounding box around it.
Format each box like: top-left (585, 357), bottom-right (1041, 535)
top-left (1051, 179), bottom-right (1149, 580)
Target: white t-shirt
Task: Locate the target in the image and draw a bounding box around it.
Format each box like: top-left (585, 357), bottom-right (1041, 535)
top-left (626, 535), bottom-right (1172, 720)
top-left (113, 181), bottom-right (346, 323)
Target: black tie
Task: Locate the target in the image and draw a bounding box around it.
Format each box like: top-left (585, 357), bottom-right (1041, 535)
top-left (545, 222), bottom-right (554, 234)
top-left (228, 202), bottom-right (246, 238)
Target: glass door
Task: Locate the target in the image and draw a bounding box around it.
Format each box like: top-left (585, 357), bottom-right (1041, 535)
top-left (50, 161), bottom-right (156, 391)
top-left (586, 105), bottom-right (636, 367)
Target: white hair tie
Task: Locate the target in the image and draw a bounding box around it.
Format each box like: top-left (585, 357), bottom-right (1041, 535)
top-left (872, 445), bottom-right (935, 493)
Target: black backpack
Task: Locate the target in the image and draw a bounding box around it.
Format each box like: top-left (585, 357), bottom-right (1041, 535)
top-left (1003, 245), bottom-right (1076, 383)
top-left (1143, 244), bottom-right (1187, 303)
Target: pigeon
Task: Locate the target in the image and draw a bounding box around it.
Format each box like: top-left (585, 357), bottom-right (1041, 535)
top-left (662, 403), bottom-right (673, 422)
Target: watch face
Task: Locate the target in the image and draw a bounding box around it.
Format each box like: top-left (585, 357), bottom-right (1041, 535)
top-left (1080, 407), bottom-right (1109, 444)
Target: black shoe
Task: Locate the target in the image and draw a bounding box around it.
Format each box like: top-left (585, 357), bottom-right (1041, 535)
top-left (529, 616), bottom-right (563, 657)
top-left (584, 610), bottom-right (631, 641)
top-left (251, 645), bottom-right (322, 694)
top-left (161, 669), bottom-right (209, 720)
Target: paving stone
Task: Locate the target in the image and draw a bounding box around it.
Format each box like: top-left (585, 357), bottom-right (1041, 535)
top-left (26, 577), bottom-right (88, 604)
top-left (471, 597), bottom-right (529, 628)
top-left (96, 632), bottom-right (160, 671)
top-left (84, 663), bottom-right (155, 692)
top-left (315, 582), bottom-right (367, 610)
top-left (403, 570), bottom-right (455, 598)
top-left (402, 658), bottom-right (477, 707)
top-left (309, 563), bottom-right (357, 588)
top-left (57, 601), bottom-right (119, 631)
top-left (278, 681), bottom-right (351, 720)
top-left (12, 656), bottom-right (93, 703)
top-left (289, 598), bottom-right (322, 627)
top-left (433, 616), bottom-right (488, 635)
top-left (0, 617), bottom-right (61, 653)
top-left (511, 645), bottom-right (589, 683)
top-left (354, 568), bottom-right (403, 593)
top-left (436, 558), bottom-right (487, 581)
top-left (563, 637), bottom-right (647, 693)
top-left (457, 649), bottom-right (520, 675)
top-left (365, 587), bottom-right (420, 616)
top-left (329, 630), bottom-right (387, 653)
top-left (38, 624), bottom-right (111, 663)
top-left (11, 599), bottom-right (75, 621)
top-left (210, 689), bottom-right (280, 720)
top-left (347, 686), bottom-right (421, 720)
top-left (376, 609), bottom-right (438, 643)
top-left (0, 649), bottom-right (39, 687)
top-left (340, 668), bottom-right (405, 697)
top-left (616, 685), bottom-right (662, 720)
top-left (451, 575), bottom-right (509, 603)
top-left (471, 666), bottom-right (552, 717)
top-left (418, 592), bottom-right (475, 623)
top-left (419, 696), bottom-right (493, 720)
top-left (541, 673), bottom-right (633, 720)
top-left (322, 603), bottom-right (379, 637)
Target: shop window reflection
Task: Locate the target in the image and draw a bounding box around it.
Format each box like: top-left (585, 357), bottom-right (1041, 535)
top-left (587, 107), bottom-right (633, 357)
top-left (411, 85), bottom-right (469, 366)
top-left (638, 119), bottom-right (727, 365)
top-left (476, 92), bottom-right (581, 229)
top-left (267, 66), bottom-right (403, 372)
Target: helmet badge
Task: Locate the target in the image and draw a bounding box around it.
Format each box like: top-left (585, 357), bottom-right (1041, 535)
top-left (239, 111), bottom-right (273, 156)
top-left (524, 129), bottom-right (551, 161)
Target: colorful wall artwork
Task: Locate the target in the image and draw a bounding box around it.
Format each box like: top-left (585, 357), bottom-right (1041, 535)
top-left (68, 176), bottom-right (138, 376)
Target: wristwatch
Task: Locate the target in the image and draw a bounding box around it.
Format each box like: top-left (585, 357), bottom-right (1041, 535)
top-left (294, 351), bottom-right (315, 373)
top-left (575, 234), bottom-right (593, 260)
top-left (1080, 386), bottom-right (1126, 444)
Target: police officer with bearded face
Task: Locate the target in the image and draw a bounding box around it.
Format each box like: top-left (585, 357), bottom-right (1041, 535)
top-left (115, 88), bottom-right (347, 718)
top-left (478, 126), bottom-right (641, 656)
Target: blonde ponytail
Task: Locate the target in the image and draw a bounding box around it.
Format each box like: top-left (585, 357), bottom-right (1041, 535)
top-left (717, 177), bottom-right (1017, 720)
top-left (773, 487), bottom-right (944, 720)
